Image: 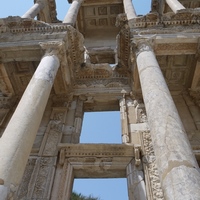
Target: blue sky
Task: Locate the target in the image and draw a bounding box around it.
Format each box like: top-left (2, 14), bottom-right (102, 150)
top-left (0, 1), bottom-right (151, 199)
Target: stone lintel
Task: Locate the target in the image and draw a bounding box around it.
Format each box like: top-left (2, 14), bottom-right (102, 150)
top-left (58, 143), bottom-right (134, 158)
top-left (58, 143), bottom-right (135, 178)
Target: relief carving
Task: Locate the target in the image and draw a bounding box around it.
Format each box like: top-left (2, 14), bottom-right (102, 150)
top-left (67, 26), bottom-right (85, 67)
top-left (42, 109), bottom-right (66, 156)
top-left (99, 18), bottom-right (108, 26)
top-left (43, 130), bottom-right (61, 156)
top-left (16, 158), bottom-right (37, 199)
top-left (98, 7), bottom-right (107, 15)
top-left (142, 131), bottom-right (164, 200)
top-left (32, 157), bottom-right (56, 198)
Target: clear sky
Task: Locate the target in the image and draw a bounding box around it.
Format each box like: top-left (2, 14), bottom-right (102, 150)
top-left (0, 1), bottom-right (151, 199)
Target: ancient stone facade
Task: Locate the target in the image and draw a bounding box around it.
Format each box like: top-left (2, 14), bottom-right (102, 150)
top-left (0, 0), bottom-right (200, 199)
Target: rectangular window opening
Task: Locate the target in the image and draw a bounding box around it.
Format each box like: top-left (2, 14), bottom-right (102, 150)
top-left (80, 111), bottom-right (121, 144)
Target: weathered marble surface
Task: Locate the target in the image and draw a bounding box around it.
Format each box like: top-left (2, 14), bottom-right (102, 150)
top-left (0, 52), bottom-right (60, 198)
top-left (135, 41), bottom-right (200, 199)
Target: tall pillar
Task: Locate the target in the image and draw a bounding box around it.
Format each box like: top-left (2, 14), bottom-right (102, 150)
top-left (0, 42), bottom-right (62, 198)
top-left (21, 0), bottom-right (44, 19)
top-left (134, 39), bottom-right (200, 199)
top-left (63, 0), bottom-right (83, 26)
top-left (165, 0), bottom-right (185, 13)
top-left (119, 96), bottom-right (130, 143)
top-left (123, 0), bottom-right (137, 20)
top-left (126, 160), bottom-right (147, 200)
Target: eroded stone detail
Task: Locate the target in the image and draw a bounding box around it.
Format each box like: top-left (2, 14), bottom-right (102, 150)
top-left (16, 158), bottom-right (37, 199)
top-left (143, 131), bottom-right (164, 200)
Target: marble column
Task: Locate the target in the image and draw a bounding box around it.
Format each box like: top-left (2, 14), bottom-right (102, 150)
top-left (0, 42), bottom-right (62, 198)
top-left (119, 97), bottom-right (130, 143)
top-left (123, 0), bottom-right (137, 20)
top-left (166, 0), bottom-right (185, 13)
top-left (21, 0), bottom-right (44, 19)
top-left (126, 160), bottom-right (147, 200)
top-left (63, 0), bottom-right (83, 25)
top-left (134, 39), bottom-right (200, 199)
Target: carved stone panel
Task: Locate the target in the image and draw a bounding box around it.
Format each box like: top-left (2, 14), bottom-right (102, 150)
top-left (40, 108), bottom-right (67, 156)
top-left (16, 156), bottom-right (57, 199)
top-left (15, 158), bottom-right (37, 199)
top-left (156, 54), bottom-right (195, 91)
top-left (32, 157), bottom-right (56, 199)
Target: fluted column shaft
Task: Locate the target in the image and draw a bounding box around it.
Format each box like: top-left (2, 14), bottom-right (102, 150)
top-left (0, 44), bottom-right (61, 198)
top-left (21, 0), bottom-right (44, 18)
top-left (135, 40), bottom-right (200, 199)
top-left (123, 0), bottom-right (137, 20)
top-left (63, 0), bottom-right (83, 25)
top-left (166, 0), bottom-right (185, 13)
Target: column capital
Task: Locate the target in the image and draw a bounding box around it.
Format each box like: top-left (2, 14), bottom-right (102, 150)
top-left (132, 37), bottom-right (155, 56)
top-left (39, 41), bottom-right (64, 57)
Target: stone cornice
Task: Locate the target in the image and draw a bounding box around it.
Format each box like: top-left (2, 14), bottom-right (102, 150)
top-left (0, 17), bottom-right (71, 34)
top-left (128, 9), bottom-right (200, 28)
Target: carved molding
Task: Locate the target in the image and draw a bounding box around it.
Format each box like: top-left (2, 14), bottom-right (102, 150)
top-left (116, 14), bottom-right (130, 68)
top-left (129, 9), bottom-right (200, 28)
top-left (59, 144), bottom-right (134, 161)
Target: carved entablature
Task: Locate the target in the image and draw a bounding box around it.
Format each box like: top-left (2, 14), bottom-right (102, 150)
top-left (74, 63), bottom-right (129, 90)
top-left (0, 19), bottom-right (85, 94)
top-left (66, 26), bottom-right (85, 68)
top-left (162, 9), bottom-right (200, 26)
top-left (129, 12), bottom-right (159, 28)
top-left (0, 16), bottom-right (51, 34)
top-left (128, 9), bottom-right (200, 28)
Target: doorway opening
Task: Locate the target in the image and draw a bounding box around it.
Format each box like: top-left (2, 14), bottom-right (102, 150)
top-left (72, 178), bottom-right (128, 200)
